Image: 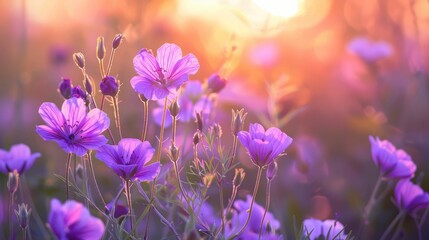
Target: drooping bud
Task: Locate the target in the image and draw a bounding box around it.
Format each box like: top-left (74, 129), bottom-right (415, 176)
top-left (7, 170), bottom-right (19, 194)
top-left (233, 168), bottom-right (245, 187)
top-left (206, 73), bottom-right (227, 93)
top-left (58, 78), bottom-right (72, 99)
top-left (84, 75), bottom-right (94, 95)
top-left (193, 132), bottom-right (200, 145)
top-left (267, 161), bottom-right (278, 180)
top-left (169, 144), bottom-right (180, 162)
top-left (112, 33), bottom-right (124, 49)
top-left (71, 86), bottom-right (87, 100)
top-left (105, 201), bottom-right (129, 220)
top-left (231, 109), bottom-right (247, 136)
top-left (72, 52), bottom-right (85, 69)
top-left (195, 112), bottom-right (203, 132)
top-left (138, 94), bottom-right (148, 103)
top-left (100, 76), bottom-right (119, 97)
top-left (15, 203), bottom-right (31, 229)
top-left (96, 37), bottom-right (106, 61)
top-left (169, 98), bottom-right (180, 117)
top-left (75, 164), bottom-right (84, 180)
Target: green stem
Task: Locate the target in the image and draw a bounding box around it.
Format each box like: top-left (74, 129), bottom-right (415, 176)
top-left (229, 167), bottom-right (263, 239)
top-left (259, 179), bottom-right (271, 240)
top-left (88, 153), bottom-right (106, 206)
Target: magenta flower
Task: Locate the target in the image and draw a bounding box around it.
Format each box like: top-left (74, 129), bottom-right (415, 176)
top-left (369, 136), bottom-right (416, 179)
top-left (226, 195), bottom-right (281, 240)
top-left (48, 198), bottom-right (105, 240)
top-left (238, 123), bottom-right (292, 167)
top-left (0, 144), bottom-right (40, 175)
top-left (130, 43), bottom-right (200, 100)
top-left (95, 138), bottom-right (160, 181)
top-left (36, 97), bottom-right (110, 157)
top-left (347, 37), bottom-right (392, 62)
top-left (303, 218), bottom-right (347, 240)
top-left (394, 179), bottom-right (429, 214)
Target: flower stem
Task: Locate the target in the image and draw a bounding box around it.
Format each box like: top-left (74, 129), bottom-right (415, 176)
top-left (9, 189), bottom-right (15, 240)
top-left (141, 100), bottom-right (149, 142)
top-left (125, 180), bottom-right (134, 234)
top-left (155, 98), bottom-right (168, 163)
top-left (106, 49), bottom-right (116, 76)
top-left (66, 153), bottom-right (72, 200)
top-left (227, 135), bottom-right (238, 169)
top-left (82, 156), bottom-right (89, 208)
top-left (214, 178), bottom-right (226, 238)
top-left (173, 159), bottom-right (189, 204)
top-left (363, 174), bottom-right (383, 224)
top-left (259, 179), bottom-right (272, 240)
top-left (113, 97), bottom-right (123, 139)
top-left (229, 166), bottom-right (263, 239)
top-left (98, 59), bottom-right (106, 78)
top-left (172, 116), bottom-right (177, 145)
top-left (380, 210), bottom-right (405, 240)
top-left (100, 95), bottom-right (105, 111)
top-left (88, 153), bottom-right (106, 206)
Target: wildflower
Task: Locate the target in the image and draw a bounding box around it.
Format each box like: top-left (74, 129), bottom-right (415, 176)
top-left (36, 97), bottom-right (110, 157)
top-left (130, 43), bottom-right (200, 100)
top-left (226, 195), bottom-right (282, 240)
top-left (206, 73), bottom-right (227, 93)
top-left (0, 143), bottom-right (40, 174)
top-left (238, 123), bottom-right (292, 167)
top-left (48, 198), bottom-right (105, 240)
top-left (303, 218), bottom-right (347, 240)
top-left (95, 138), bottom-right (160, 181)
top-left (347, 37), bottom-right (392, 62)
top-left (100, 76), bottom-right (119, 97)
top-left (394, 179), bottom-right (429, 215)
top-left (369, 136), bottom-right (416, 179)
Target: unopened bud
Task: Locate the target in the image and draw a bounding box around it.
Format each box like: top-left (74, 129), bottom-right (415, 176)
top-left (15, 203), bottom-right (31, 229)
top-left (196, 112), bottom-right (203, 132)
top-left (71, 86), bottom-right (87, 100)
top-left (267, 161), bottom-right (278, 180)
top-left (169, 99), bottom-right (180, 117)
top-left (7, 170), bottom-right (19, 194)
top-left (58, 78), bottom-right (72, 99)
top-left (96, 37), bottom-right (106, 60)
top-left (72, 52), bottom-right (85, 69)
top-left (75, 164), bottom-right (84, 180)
top-left (169, 144), bottom-right (180, 162)
top-left (84, 75), bottom-right (94, 95)
top-left (233, 168), bottom-right (245, 187)
top-left (231, 109), bottom-right (247, 136)
top-left (105, 201), bottom-right (129, 220)
top-left (100, 76), bottom-right (119, 97)
top-left (193, 132), bottom-right (200, 145)
top-left (112, 33), bottom-right (124, 49)
top-left (207, 73), bottom-right (227, 93)
top-left (211, 123), bottom-right (222, 139)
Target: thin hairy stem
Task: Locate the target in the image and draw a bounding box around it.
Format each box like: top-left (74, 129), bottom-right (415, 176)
top-left (415, 217), bottom-right (422, 240)
top-left (155, 98), bottom-right (168, 162)
top-left (9, 189), bottom-right (15, 240)
top-left (82, 156), bottom-right (89, 208)
top-left (214, 179), bottom-right (226, 238)
top-left (173, 160), bottom-right (189, 204)
top-left (363, 174), bottom-right (383, 224)
top-left (113, 97), bottom-right (123, 139)
top-left (141, 101), bottom-right (149, 141)
top-left (380, 210), bottom-right (405, 240)
top-left (259, 179), bottom-right (272, 240)
top-left (98, 59), bottom-right (106, 78)
top-left (100, 95), bottom-right (105, 111)
top-left (107, 128), bottom-right (116, 145)
top-left (419, 205), bottom-right (429, 228)
top-left (66, 153), bottom-right (72, 199)
top-left (106, 49), bottom-right (116, 76)
top-left (172, 116), bottom-right (177, 145)
top-left (227, 136), bottom-right (238, 169)
top-left (125, 180), bottom-right (134, 233)
top-left (229, 166), bottom-right (263, 239)
top-left (88, 153), bottom-right (106, 206)
top-left (391, 212), bottom-right (406, 240)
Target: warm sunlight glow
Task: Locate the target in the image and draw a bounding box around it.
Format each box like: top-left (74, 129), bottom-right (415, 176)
top-left (252, 0), bottom-right (301, 18)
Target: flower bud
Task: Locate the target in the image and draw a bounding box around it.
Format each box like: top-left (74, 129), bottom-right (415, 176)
top-left (58, 78), bottom-right (72, 99)
top-left (71, 86), bottom-right (87, 100)
top-left (100, 76), bottom-right (119, 97)
top-left (233, 168), bottom-right (245, 187)
top-left (75, 164), bottom-right (84, 180)
top-left (84, 75), bottom-right (93, 95)
top-left (193, 132), bottom-right (200, 145)
top-left (72, 52), bottom-right (85, 69)
top-left (169, 98), bottom-right (180, 117)
top-left (267, 161), bottom-right (278, 180)
top-left (195, 112), bottom-right (203, 132)
top-left (112, 33), bottom-right (124, 49)
top-left (231, 109), bottom-right (247, 136)
top-left (7, 170), bottom-right (19, 194)
top-left (96, 37), bottom-right (106, 60)
top-left (169, 144), bottom-right (180, 162)
top-left (211, 123), bottom-right (222, 139)
top-left (207, 73), bottom-right (227, 93)
top-left (105, 201), bottom-right (129, 220)
top-left (138, 94), bottom-right (148, 103)
top-left (15, 203), bottom-right (31, 229)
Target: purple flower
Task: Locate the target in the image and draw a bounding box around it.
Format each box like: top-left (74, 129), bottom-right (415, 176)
top-left (369, 136), bottom-right (416, 179)
top-left (48, 198), bottom-right (105, 240)
top-left (238, 123), bottom-right (292, 167)
top-left (303, 218), bottom-right (347, 240)
top-left (0, 144), bottom-right (40, 175)
top-left (226, 195), bottom-right (281, 240)
top-left (105, 200), bottom-right (129, 219)
top-left (206, 73), bottom-right (227, 93)
top-left (58, 78), bottom-right (72, 99)
top-left (394, 179), bottom-right (429, 214)
top-left (95, 138), bottom-right (160, 181)
top-left (36, 97), bottom-right (110, 157)
top-left (347, 37), bottom-right (392, 62)
top-left (130, 43), bottom-right (200, 100)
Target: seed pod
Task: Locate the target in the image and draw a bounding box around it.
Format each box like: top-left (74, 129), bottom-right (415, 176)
top-left (96, 37), bottom-right (106, 60)
top-left (72, 52), bottom-right (85, 69)
top-left (112, 33), bottom-right (124, 49)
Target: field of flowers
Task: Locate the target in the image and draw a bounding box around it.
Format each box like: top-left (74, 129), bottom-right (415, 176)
top-left (1, 0), bottom-right (429, 239)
